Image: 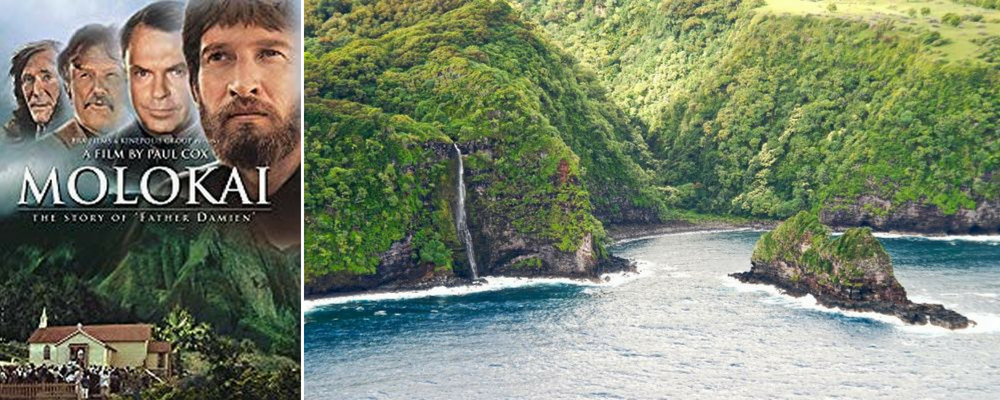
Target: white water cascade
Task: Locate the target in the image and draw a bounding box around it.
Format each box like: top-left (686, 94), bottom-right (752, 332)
top-left (454, 144), bottom-right (479, 279)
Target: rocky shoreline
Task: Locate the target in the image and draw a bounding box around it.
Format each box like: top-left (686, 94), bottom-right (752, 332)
top-left (730, 268), bottom-right (973, 329)
top-left (730, 212), bottom-right (974, 330)
top-left (305, 217), bottom-right (790, 300)
top-left (606, 219), bottom-right (778, 243)
top-left (304, 247), bottom-right (637, 301)
top-left (306, 216), bottom-right (996, 303)
top-left (304, 264), bottom-right (638, 301)
top-left (821, 196), bottom-right (1000, 235)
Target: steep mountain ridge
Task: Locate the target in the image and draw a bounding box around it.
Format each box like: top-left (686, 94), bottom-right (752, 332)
top-left (304, 0), bottom-right (652, 292)
top-left (304, 0), bottom-right (1000, 294)
top-left (517, 0), bottom-right (1000, 229)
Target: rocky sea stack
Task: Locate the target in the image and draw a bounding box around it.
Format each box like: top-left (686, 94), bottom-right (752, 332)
top-left (731, 212), bottom-right (973, 330)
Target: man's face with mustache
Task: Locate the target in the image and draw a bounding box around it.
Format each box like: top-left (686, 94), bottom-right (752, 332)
top-left (196, 24), bottom-right (298, 169)
top-left (20, 49), bottom-right (60, 125)
top-left (68, 45), bottom-right (126, 134)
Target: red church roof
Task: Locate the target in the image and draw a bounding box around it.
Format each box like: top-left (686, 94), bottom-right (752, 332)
top-left (28, 324), bottom-right (153, 344)
top-left (147, 341), bottom-right (171, 353)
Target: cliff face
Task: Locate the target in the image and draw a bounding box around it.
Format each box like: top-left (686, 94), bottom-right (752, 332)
top-left (516, 0), bottom-right (1000, 228)
top-left (732, 212), bottom-right (973, 329)
top-left (0, 213), bottom-right (299, 357)
top-left (821, 196), bottom-right (1000, 235)
top-left (303, 0), bottom-right (999, 297)
top-left (98, 224), bottom-right (301, 357)
top-left (303, 0), bottom-right (647, 296)
top-left (303, 128), bottom-right (634, 297)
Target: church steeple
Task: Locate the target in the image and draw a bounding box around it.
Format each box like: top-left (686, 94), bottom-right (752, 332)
top-left (39, 307), bottom-right (48, 329)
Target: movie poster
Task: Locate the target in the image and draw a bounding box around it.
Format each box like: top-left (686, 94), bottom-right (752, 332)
top-left (0, 1), bottom-right (301, 399)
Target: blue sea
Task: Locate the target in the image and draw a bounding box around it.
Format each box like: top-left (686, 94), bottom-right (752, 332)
top-left (304, 230), bottom-right (1000, 399)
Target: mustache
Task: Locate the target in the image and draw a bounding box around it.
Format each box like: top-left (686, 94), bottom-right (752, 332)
top-left (85, 94), bottom-right (113, 110)
top-left (219, 97), bottom-right (278, 121)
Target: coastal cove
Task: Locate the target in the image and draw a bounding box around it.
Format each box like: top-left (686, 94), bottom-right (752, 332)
top-left (304, 229), bottom-right (1000, 398)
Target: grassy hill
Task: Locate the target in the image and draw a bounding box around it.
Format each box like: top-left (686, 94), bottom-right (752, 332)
top-left (761, 0), bottom-right (1000, 63)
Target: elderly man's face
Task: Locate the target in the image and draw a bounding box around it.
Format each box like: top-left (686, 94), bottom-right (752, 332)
top-left (126, 25), bottom-right (192, 135)
top-left (68, 45), bottom-right (126, 134)
top-left (20, 49), bottom-right (60, 125)
top-left (196, 24), bottom-right (298, 169)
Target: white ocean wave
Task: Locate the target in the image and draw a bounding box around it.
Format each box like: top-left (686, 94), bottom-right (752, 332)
top-left (723, 276), bottom-right (997, 335)
top-left (830, 231), bottom-right (1000, 243)
top-left (960, 313), bottom-right (1000, 334)
top-left (304, 261), bottom-right (653, 313)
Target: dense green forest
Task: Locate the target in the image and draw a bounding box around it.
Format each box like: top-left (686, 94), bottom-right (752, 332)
top-left (0, 217), bottom-right (300, 398)
top-left (516, 0), bottom-right (999, 218)
top-left (304, 0), bottom-right (1000, 288)
top-left (304, 0), bottom-right (663, 285)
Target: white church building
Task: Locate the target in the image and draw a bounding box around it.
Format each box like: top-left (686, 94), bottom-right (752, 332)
top-left (26, 309), bottom-right (171, 373)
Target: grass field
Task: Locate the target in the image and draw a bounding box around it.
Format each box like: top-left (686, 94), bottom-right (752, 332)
top-left (760, 0), bottom-right (1000, 62)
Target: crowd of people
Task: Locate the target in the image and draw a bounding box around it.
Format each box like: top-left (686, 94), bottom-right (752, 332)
top-left (0, 361), bottom-right (157, 398)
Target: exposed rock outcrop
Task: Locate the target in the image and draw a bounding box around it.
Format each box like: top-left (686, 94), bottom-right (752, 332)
top-left (304, 229), bottom-right (635, 297)
top-left (821, 196), bottom-right (1000, 235)
top-left (304, 139), bottom-right (636, 298)
top-left (303, 234), bottom-right (471, 296)
top-left (731, 212), bottom-right (973, 330)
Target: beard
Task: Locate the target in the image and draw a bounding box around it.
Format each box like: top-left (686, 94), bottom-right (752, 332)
top-left (200, 96), bottom-right (299, 170)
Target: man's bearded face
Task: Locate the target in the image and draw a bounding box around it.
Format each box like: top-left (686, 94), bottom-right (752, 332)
top-left (196, 24), bottom-right (299, 169)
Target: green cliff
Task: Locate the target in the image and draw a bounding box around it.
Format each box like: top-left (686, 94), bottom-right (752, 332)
top-left (98, 224), bottom-right (300, 358)
top-left (304, 0), bottom-right (1000, 293)
top-left (749, 212), bottom-right (896, 291)
top-left (304, 0), bottom-right (649, 292)
top-left (516, 0), bottom-right (1000, 229)
top-left (0, 216), bottom-right (299, 359)
top-left (733, 212), bottom-right (972, 329)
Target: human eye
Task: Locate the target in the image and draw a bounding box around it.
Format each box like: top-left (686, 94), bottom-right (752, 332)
top-left (205, 50), bottom-right (232, 64)
top-left (258, 48), bottom-right (286, 62)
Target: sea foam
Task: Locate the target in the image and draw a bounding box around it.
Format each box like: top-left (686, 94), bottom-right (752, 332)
top-left (724, 276), bottom-right (1000, 335)
top-left (304, 260), bottom-right (653, 313)
top-left (850, 232), bottom-right (1000, 243)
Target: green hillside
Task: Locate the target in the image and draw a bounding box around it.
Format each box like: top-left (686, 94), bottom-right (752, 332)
top-left (0, 218), bottom-right (299, 356)
top-left (516, 0), bottom-right (1000, 218)
top-left (304, 0), bottom-right (663, 286)
top-left (98, 224), bottom-right (300, 357)
top-left (305, 0), bottom-right (999, 289)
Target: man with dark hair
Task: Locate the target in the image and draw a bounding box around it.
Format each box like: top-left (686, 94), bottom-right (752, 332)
top-left (2, 40), bottom-right (69, 144)
top-left (98, 0), bottom-right (213, 186)
top-left (119, 1), bottom-right (198, 138)
top-left (181, 0), bottom-right (301, 249)
top-left (113, 4), bottom-right (302, 379)
top-left (48, 24), bottom-right (128, 149)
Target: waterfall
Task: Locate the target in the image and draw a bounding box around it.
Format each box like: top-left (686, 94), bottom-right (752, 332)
top-left (454, 143), bottom-right (479, 279)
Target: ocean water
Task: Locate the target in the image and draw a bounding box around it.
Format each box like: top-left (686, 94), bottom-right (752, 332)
top-left (304, 231), bottom-right (1000, 399)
